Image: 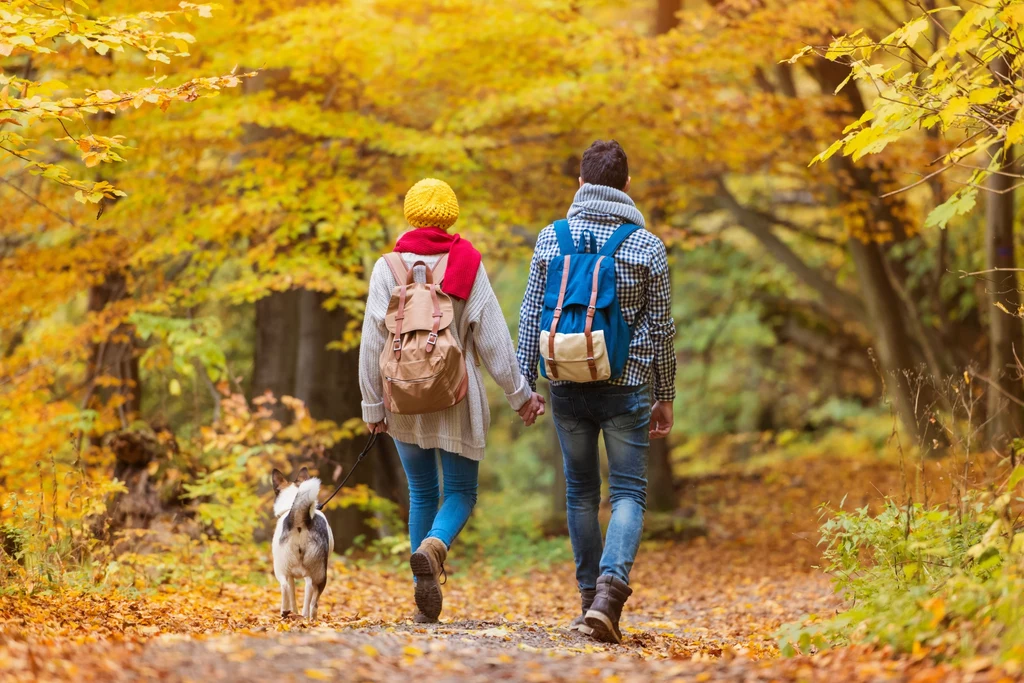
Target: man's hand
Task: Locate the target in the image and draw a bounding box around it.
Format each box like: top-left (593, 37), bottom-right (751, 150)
top-left (650, 401), bottom-right (673, 439)
top-left (366, 420), bottom-right (388, 435)
top-left (517, 392), bottom-right (547, 426)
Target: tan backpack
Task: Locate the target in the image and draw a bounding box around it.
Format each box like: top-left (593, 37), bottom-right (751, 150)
top-left (379, 253), bottom-right (469, 415)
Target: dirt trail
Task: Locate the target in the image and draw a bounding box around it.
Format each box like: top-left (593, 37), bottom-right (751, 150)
top-left (2, 452), bottom-right (1003, 681)
top-left (13, 541), bottom-right (839, 682)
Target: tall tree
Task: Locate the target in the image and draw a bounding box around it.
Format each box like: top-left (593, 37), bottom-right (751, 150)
top-left (983, 54), bottom-right (1024, 448)
top-left (799, 0), bottom-right (1024, 444)
top-left (252, 291), bottom-right (300, 419)
top-left (984, 143), bottom-right (1023, 446)
top-left (643, 0), bottom-right (685, 514)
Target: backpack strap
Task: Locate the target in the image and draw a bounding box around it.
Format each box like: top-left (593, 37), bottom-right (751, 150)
top-left (393, 276), bottom-right (408, 361)
top-left (598, 223), bottom-right (641, 257)
top-left (426, 282), bottom-right (443, 352)
top-left (578, 229), bottom-right (597, 254)
top-left (583, 256), bottom-right (605, 381)
top-left (383, 252), bottom-right (408, 283)
top-left (553, 219), bottom-right (576, 256)
top-left (546, 254), bottom-right (572, 379)
top-left (430, 253), bottom-right (450, 285)
top-left (387, 255), bottom-right (435, 361)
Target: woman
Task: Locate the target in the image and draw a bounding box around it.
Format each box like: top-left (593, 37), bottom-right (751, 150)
top-left (358, 178), bottom-right (544, 623)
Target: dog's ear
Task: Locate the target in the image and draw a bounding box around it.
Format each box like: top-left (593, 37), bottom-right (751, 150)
top-left (272, 469), bottom-right (288, 493)
top-left (295, 467), bottom-right (310, 483)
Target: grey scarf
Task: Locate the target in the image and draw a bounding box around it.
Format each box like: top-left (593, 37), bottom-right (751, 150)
top-left (567, 183), bottom-right (646, 228)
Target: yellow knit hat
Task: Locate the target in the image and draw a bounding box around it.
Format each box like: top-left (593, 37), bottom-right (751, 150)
top-left (404, 178), bottom-right (460, 230)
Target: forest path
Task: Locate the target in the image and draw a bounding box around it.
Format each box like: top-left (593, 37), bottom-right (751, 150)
top-left (2, 453), bottom-right (988, 681)
top-left (26, 540), bottom-right (841, 682)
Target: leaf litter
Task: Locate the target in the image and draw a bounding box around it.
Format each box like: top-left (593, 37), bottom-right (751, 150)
top-left (0, 451), bottom-right (1016, 681)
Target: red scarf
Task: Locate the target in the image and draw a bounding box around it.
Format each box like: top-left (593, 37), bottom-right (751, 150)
top-left (393, 226), bottom-right (481, 300)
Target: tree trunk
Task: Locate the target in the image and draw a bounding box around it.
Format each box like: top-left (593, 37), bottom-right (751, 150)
top-left (648, 2), bottom-right (681, 511)
top-left (243, 64), bottom-right (300, 422)
top-left (655, 0), bottom-right (682, 34)
top-left (985, 143), bottom-right (1024, 448)
top-left (252, 290), bottom-right (300, 419)
top-left (294, 290), bottom-right (335, 414)
top-left (810, 58), bottom-right (949, 444)
top-left (86, 271), bottom-right (181, 539)
top-left (848, 239), bottom-right (927, 443)
top-left (647, 438), bottom-right (676, 512)
top-left (87, 271), bottom-right (141, 427)
top-left (293, 290), bottom-right (375, 550)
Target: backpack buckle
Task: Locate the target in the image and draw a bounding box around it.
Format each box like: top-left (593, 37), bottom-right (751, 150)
top-left (426, 332), bottom-right (438, 347)
top-left (392, 339), bottom-right (402, 352)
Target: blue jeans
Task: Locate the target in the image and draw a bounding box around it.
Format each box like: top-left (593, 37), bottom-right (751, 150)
top-left (394, 441), bottom-right (479, 552)
top-left (550, 384), bottom-right (651, 589)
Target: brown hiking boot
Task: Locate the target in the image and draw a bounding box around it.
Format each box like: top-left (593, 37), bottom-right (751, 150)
top-left (569, 588), bottom-right (597, 635)
top-left (412, 609), bottom-right (437, 624)
top-left (410, 537), bottom-right (447, 621)
top-left (584, 575), bottom-right (633, 644)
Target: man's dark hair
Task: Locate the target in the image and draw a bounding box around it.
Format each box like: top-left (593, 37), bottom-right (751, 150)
top-left (580, 140), bottom-right (629, 190)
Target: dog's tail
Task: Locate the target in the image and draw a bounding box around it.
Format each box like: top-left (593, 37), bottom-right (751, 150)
top-left (290, 478), bottom-right (321, 529)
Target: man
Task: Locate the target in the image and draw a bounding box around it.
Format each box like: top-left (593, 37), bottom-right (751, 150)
top-left (517, 140), bottom-right (677, 644)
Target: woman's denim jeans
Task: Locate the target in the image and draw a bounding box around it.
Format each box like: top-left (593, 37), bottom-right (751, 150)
top-left (394, 441), bottom-right (479, 552)
top-left (550, 384), bottom-right (651, 589)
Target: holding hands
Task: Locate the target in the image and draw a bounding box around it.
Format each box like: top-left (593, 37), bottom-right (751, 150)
top-left (369, 393), bottom-right (545, 433)
top-left (517, 392), bottom-right (546, 426)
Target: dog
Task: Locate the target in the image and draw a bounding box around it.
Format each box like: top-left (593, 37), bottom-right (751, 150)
top-left (272, 467), bottom-right (334, 620)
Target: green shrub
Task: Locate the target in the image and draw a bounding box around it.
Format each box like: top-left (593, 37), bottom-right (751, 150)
top-left (778, 467), bottom-right (1024, 667)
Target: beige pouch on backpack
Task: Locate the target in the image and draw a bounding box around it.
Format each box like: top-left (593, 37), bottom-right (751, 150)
top-left (539, 329), bottom-right (612, 383)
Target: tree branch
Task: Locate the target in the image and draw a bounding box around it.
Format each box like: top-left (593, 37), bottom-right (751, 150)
top-left (715, 178), bottom-right (867, 324)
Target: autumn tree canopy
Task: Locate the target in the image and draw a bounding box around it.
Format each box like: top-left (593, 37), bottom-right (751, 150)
top-left (6, 0), bottom-right (1024, 677)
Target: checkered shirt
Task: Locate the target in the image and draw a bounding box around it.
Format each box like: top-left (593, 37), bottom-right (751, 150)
top-left (516, 211), bottom-right (677, 401)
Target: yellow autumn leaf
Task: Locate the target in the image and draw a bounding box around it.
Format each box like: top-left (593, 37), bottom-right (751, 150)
top-left (1007, 120), bottom-right (1024, 145)
top-left (901, 17), bottom-right (929, 48)
top-left (1001, 4), bottom-right (1024, 28)
top-left (969, 87), bottom-right (1001, 104)
top-left (304, 669), bottom-right (333, 680)
top-left (939, 96), bottom-right (970, 127)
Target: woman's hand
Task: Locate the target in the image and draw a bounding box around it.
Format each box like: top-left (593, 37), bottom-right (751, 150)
top-left (366, 420), bottom-right (388, 435)
top-left (517, 392), bottom-right (546, 426)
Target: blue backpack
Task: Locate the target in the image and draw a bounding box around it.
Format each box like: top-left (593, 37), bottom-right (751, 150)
top-left (539, 219), bottom-right (640, 383)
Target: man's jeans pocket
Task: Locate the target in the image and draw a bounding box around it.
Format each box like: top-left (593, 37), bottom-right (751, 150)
top-left (605, 392), bottom-right (642, 430)
top-left (591, 387), bottom-right (649, 430)
top-left (551, 391), bottom-right (581, 432)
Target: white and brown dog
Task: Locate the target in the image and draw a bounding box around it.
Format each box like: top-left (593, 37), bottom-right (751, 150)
top-left (272, 467), bottom-right (334, 620)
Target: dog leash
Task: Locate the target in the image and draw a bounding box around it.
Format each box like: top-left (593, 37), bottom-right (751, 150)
top-left (317, 432), bottom-right (379, 511)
